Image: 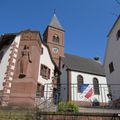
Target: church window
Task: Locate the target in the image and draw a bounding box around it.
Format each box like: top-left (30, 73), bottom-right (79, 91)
top-left (93, 78), bottom-right (100, 95)
top-left (40, 64), bottom-right (51, 79)
top-left (109, 62), bottom-right (114, 73)
top-left (116, 29), bottom-right (120, 40)
top-left (53, 34), bottom-right (59, 43)
top-left (77, 75), bottom-right (83, 93)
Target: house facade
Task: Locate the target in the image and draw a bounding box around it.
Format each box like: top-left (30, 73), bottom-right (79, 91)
top-left (60, 53), bottom-right (109, 106)
top-left (0, 30), bottom-right (59, 107)
top-left (104, 15), bottom-right (120, 101)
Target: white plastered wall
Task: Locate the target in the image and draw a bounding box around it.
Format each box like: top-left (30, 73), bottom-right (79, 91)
top-left (71, 71), bottom-right (109, 103)
top-left (104, 18), bottom-right (120, 100)
top-left (0, 35), bottom-right (21, 90)
top-left (38, 44), bottom-right (54, 99)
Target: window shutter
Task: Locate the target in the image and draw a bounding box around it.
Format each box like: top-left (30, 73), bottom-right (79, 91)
top-left (41, 85), bottom-right (44, 97)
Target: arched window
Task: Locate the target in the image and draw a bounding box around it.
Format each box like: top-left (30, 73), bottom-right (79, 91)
top-left (93, 78), bottom-right (100, 95)
top-left (116, 29), bottom-right (120, 40)
top-left (53, 34), bottom-right (59, 43)
top-left (77, 75), bottom-right (83, 93)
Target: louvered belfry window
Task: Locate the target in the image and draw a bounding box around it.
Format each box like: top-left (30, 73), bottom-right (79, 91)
top-left (53, 34), bottom-right (59, 43)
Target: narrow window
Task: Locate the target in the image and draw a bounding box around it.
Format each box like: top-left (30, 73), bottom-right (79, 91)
top-left (116, 29), bottom-right (120, 40)
top-left (41, 85), bottom-right (44, 97)
top-left (109, 62), bottom-right (114, 73)
top-left (36, 84), bottom-right (44, 97)
top-left (48, 69), bottom-right (50, 79)
top-left (93, 78), bottom-right (100, 95)
top-left (0, 51), bottom-right (4, 63)
top-left (41, 47), bottom-right (43, 54)
top-left (62, 64), bottom-right (65, 68)
top-left (36, 84), bottom-right (41, 97)
top-left (77, 75), bottom-right (83, 93)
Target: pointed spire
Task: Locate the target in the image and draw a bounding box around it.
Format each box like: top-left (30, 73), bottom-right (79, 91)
top-left (49, 13), bottom-right (64, 31)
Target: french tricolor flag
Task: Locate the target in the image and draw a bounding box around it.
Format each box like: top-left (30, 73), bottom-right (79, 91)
top-left (79, 84), bottom-right (93, 99)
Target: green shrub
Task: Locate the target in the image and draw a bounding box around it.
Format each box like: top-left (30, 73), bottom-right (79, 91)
top-left (58, 101), bottom-right (79, 113)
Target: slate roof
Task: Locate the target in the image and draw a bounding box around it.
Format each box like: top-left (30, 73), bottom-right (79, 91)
top-left (61, 53), bottom-right (105, 76)
top-left (49, 14), bottom-right (64, 31)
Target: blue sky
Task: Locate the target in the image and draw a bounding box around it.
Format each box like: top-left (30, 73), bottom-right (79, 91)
top-left (0, 0), bottom-right (120, 62)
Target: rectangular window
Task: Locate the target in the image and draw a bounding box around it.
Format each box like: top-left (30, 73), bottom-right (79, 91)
top-left (48, 69), bottom-right (50, 79)
top-left (41, 85), bottom-right (44, 97)
top-left (36, 84), bottom-right (44, 97)
top-left (36, 84), bottom-right (41, 97)
top-left (40, 64), bottom-right (51, 79)
top-left (109, 62), bottom-right (114, 73)
top-left (40, 64), bottom-right (47, 78)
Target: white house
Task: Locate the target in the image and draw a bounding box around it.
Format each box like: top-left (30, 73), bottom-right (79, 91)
top-left (60, 53), bottom-right (109, 106)
top-left (35, 41), bottom-right (59, 107)
top-left (0, 34), bottom-right (21, 105)
top-left (104, 15), bottom-right (120, 101)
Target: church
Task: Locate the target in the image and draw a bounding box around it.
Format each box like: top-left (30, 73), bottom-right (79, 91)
top-left (0, 14), bottom-right (109, 107)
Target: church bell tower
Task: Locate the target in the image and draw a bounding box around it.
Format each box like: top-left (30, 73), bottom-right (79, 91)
top-left (43, 14), bottom-right (64, 66)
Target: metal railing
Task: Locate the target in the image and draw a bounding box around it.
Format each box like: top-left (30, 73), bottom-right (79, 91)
top-left (35, 83), bottom-right (120, 112)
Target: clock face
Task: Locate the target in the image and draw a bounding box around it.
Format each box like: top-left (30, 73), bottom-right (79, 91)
top-left (52, 47), bottom-right (59, 53)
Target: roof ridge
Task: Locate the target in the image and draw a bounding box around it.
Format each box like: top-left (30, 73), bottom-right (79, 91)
top-left (65, 53), bottom-right (93, 61)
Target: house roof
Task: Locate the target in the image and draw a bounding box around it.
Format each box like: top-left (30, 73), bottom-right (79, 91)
top-left (49, 14), bottom-right (64, 31)
top-left (61, 53), bottom-right (105, 76)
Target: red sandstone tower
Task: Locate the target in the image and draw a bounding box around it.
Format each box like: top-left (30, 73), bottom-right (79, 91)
top-left (43, 14), bottom-right (64, 66)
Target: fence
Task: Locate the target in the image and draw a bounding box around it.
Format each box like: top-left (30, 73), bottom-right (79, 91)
top-left (0, 83), bottom-right (120, 120)
top-left (35, 83), bottom-right (120, 112)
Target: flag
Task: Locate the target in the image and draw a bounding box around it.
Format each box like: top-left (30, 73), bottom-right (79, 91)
top-left (79, 84), bottom-right (93, 99)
